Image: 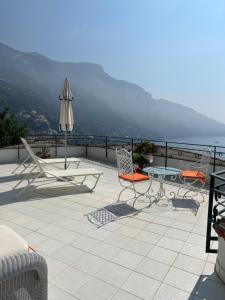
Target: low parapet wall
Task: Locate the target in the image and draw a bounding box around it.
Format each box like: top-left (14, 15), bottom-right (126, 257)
top-left (0, 144), bottom-right (224, 176)
top-left (0, 146), bottom-right (85, 163)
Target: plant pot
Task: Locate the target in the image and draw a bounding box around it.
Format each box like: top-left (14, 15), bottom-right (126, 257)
top-left (143, 154), bottom-right (154, 164)
top-left (40, 155), bottom-right (51, 159)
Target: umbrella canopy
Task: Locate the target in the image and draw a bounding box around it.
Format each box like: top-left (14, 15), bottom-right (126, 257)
top-left (59, 78), bottom-right (74, 169)
top-left (59, 78), bottom-right (74, 132)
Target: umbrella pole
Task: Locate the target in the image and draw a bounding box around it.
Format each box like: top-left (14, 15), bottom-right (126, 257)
top-left (64, 131), bottom-right (67, 170)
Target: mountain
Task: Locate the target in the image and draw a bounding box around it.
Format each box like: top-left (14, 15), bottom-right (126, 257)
top-left (0, 41), bottom-right (225, 139)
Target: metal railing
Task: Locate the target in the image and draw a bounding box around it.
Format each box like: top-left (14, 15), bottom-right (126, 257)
top-left (1, 134), bottom-right (225, 171)
top-left (206, 170), bottom-right (225, 253)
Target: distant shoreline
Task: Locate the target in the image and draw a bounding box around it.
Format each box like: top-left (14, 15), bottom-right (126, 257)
top-left (168, 136), bottom-right (225, 148)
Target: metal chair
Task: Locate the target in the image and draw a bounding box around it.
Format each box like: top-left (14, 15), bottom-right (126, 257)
top-left (116, 148), bottom-right (152, 206)
top-left (178, 147), bottom-right (212, 201)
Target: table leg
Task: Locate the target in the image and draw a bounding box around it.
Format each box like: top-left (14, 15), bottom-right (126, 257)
top-left (152, 174), bottom-right (165, 203)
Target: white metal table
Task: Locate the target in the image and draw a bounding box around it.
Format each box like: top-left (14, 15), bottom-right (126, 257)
top-left (143, 166), bottom-right (181, 202)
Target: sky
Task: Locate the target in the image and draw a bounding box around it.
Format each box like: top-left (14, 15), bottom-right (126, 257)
top-left (0, 0), bottom-right (225, 122)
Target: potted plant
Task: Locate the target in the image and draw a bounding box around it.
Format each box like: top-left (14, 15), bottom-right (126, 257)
top-left (135, 141), bottom-right (156, 154)
top-left (36, 146), bottom-right (51, 159)
top-left (132, 153), bottom-right (149, 172)
top-left (135, 141), bottom-right (156, 163)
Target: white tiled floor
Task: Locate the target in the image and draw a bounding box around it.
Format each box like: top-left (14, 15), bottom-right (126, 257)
top-left (0, 159), bottom-right (223, 299)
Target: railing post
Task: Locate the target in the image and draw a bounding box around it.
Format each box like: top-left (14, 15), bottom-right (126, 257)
top-left (85, 137), bottom-right (89, 158)
top-left (17, 141), bottom-right (20, 160)
top-left (55, 135), bottom-right (58, 157)
top-left (213, 146), bottom-right (216, 172)
top-left (131, 138), bottom-right (134, 153)
top-left (165, 141), bottom-right (168, 168)
top-left (105, 136), bottom-right (108, 158)
top-left (206, 174), bottom-right (215, 253)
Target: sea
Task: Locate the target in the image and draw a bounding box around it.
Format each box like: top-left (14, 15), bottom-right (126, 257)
top-left (166, 136), bottom-right (225, 159)
top-left (168, 136), bottom-right (225, 148)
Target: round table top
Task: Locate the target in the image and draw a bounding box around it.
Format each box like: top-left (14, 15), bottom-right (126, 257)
top-left (143, 166), bottom-right (181, 176)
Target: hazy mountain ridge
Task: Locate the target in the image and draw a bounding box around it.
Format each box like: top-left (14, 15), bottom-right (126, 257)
top-left (0, 41), bottom-right (224, 138)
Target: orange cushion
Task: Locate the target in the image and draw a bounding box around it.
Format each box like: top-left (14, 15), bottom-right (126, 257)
top-left (119, 172), bottom-right (150, 182)
top-left (181, 170), bottom-right (206, 184)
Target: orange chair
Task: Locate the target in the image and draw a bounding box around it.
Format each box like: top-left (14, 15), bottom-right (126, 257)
top-left (116, 148), bottom-right (152, 206)
top-left (179, 147), bottom-right (211, 201)
top-left (180, 170), bottom-right (206, 185)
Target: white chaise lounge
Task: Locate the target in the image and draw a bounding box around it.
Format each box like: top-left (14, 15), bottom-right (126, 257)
top-left (12, 138), bottom-right (81, 174)
top-left (14, 138), bottom-right (103, 196)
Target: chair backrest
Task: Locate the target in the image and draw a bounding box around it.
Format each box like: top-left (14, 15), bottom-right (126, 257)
top-left (21, 138), bottom-right (44, 173)
top-left (116, 148), bottom-right (133, 175)
top-left (198, 147), bottom-right (211, 176)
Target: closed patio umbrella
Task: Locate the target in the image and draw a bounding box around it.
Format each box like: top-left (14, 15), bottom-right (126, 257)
top-left (59, 78), bottom-right (74, 169)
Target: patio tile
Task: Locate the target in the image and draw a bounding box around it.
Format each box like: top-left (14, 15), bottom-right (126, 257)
top-left (112, 249), bottom-right (143, 270)
top-left (96, 261), bottom-right (131, 287)
top-left (173, 254), bottom-right (205, 275)
top-left (104, 232), bottom-right (131, 248)
top-left (202, 262), bottom-right (220, 283)
top-left (148, 245), bottom-right (178, 265)
top-left (75, 277), bottom-right (117, 300)
top-left (37, 238), bottom-right (65, 255)
top-left (135, 230), bottom-right (161, 245)
top-left (152, 216), bottom-right (175, 227)
top-left (165, 228), bottom-right (190, 241)
top-left (86, 228), bottom-right (112, 241)
top-left (53, 245), bottom-right (84, 265)
top-left (38, 212), bottom-right (60, 223)
top-left (51, 267), bottom-right (91, 295)
top-left (180, 243), bottom-right (208, 261)
top-left (125, 218), bottom-right (148, 230)
top-left (103, 221), bottom-right (122, 232)
top-left (192, 224), bottom-right (206, 236)
top-left (125, 239), bottom-right (154, 256)
top-left (153, 283), bottom-right (191, 300)
top-left (37, 224), bottom-right (63, 237)
top-left (25, 231), bottom-right (49, 248)
top-left (72, 235), bottom-right (100, 251)
top-left (48, 283), bottom-right (79, 300)
top-left (46, 256), bottom-right (68, 280)
top-left (173, 221), bottom-right (194, 232)
top-left (0, 209), bottom-right (21, 221)
top-left (73, 253), bottom-right (106, 275)
top-left (23, 219), bottom-right (49, 231)
top-left (91, 242), bottom-right (120, 260)
top-left (54, 207), bottom-right (76, 217)
top-left (53, 228), bottom-right (81, 243)
top-left (112, 289), bottom-right (142, 300)
top-left (145, 223), bottom-right (168, 235)
top-left (186, 233), bottom-right (206, 246)
top-left (11, 215), bottom-right (35, 226)
top-left (157, 236), bottom-right (184, 252)
top-left (122, 272), bottom-right (161, 300)
top-left (164, 267), bottom-right (199, 293)
top-left (56, 217), bottom-right (92, 234)
top-left (7, 223), bottom-right (32, 237)
top-left (116, 225), bottom-right (141, 238)
top-left (136, 257), bottom-right (170, 281)
top-left (207, 253), bottom-right (217, 264)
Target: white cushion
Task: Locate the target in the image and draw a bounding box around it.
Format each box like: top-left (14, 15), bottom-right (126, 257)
top-left (0, 225), bottom-right (28, 257)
